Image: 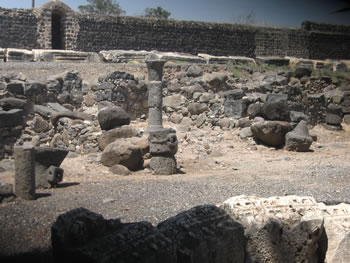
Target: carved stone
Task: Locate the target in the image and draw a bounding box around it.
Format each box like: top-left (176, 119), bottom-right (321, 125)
top-left (14, 145), bottom-right (36, 200)
top-left (146, 59), bottom-right (166, 81)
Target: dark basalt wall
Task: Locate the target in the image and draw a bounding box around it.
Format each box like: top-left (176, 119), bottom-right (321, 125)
top-left (0, 4), bottom-right (349, 60)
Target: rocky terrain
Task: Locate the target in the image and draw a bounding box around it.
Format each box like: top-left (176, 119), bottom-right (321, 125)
top-left (0, 59), bottom-right (350, 261)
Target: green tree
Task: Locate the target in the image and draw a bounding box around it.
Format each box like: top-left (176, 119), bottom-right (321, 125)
top-left (144, 6), bottom-right (171, 19)
top-left (78, 0), bottom-right (125, 16)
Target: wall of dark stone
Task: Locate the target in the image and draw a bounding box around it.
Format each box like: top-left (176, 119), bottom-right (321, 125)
top-left (76, 15), bottom-right (257, 57)
top-left (0, 5), bottom-right (349, 60)
top-left (0, 8), bottom-right (40, 49)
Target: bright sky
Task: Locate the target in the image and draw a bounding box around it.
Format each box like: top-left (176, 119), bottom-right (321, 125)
top-left (0, 0), bottom-right (349, 27)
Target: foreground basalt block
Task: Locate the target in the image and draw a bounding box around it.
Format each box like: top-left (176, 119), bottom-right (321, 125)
top-left (51, 205), bottom-right (245, 263)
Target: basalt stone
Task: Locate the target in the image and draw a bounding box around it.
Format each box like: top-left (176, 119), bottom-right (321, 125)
top-left (24, 82), bottom-right (44, 96)
top-left (344, 114), bottom-right (350, 125)
top-left (150, 154), bottom-right (177, 175)
top-left (34, 147), bottom-right (68, 188)
top-left (224, 99), bottom-right (249, 118)
top-left (5, 81), bottom-right (24, 95)
top-left (295, 67), bottom-right (312, 79)
top-left (285, 120), bottom-right (313, 152)
top-left (186, 64), bottom-right (203, 77)
top-left (98, 106), bottom-right (131, 130)
top-left (262, 100), bottom-right (289, 121)
top-left (14, 145), bottom-right (36, 200)
top-left (251, 121), bottom-right (292, 147)
top-left (223, 89), bottom-right (245, 100)
top-left (266, 93), bottom-right (288, 102)
top-left (0, 98), bottom-right (27, 111)
top-left (149, 128), bottom-right (178, 156)
top-left (326, 113), bottom-right (342, 126)
top-left (187, 103), bottom-right (208, 116)
top-left (97, 126), bottom-right (138, 151)
top-left (158, 205), bottom-right (245, 263)
top-left (247, 103), bottom-right (263, 119)
top-left (0, 109), bottom-right (24, 128)
top-left (101, 140), bottom-right (143, 171)
top-left (51, 208), bottom-right (176, 263)
top-left (289, 111), bottom-right (309, 123)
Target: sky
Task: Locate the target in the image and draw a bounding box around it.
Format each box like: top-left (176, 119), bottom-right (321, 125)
top-left (0, 0), bottom-right (349, 27)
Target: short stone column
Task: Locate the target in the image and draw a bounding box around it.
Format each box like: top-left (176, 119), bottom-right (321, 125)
top-left (146, 59), bottom-right (166, 81)
top-left (14, 145), bottom-right (36, 200)
top-left (149, 128), bottom-right (178, 175)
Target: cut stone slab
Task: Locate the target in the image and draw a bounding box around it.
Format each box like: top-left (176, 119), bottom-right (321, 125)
top-left (0, 98), bottom-right (27, 111)
top-left (6, 48), bottom-right (33, 62)
top-left (99, 50), bottom-right (151, 63)
top-left (33, 49), bottom-right (100, 63)
top-left (285, 120), bottom-right (313, 152)
top-left (199, 53), bottom-right (256, 65)
top-left (0, 109), bottom-right (24, 128)
top-left (47, 103), bottom-right (71, 113)
top-left (224, 99), bottom-right (249, 118)
top-left (256, 56), bottom-right (290, 67)
top-left (33, 105), bottom-right (56, 119)
top-left (155, 51), bottom-right (206, 64)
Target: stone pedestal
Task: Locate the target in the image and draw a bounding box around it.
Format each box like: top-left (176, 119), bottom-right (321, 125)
top-left (14, 145), bottom-right (36, 200)
top-left (149, 128), bottom-right (178, 175)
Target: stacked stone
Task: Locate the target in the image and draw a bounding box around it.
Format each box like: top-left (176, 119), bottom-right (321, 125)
top-left (146, 59), bottom-right (178, 175)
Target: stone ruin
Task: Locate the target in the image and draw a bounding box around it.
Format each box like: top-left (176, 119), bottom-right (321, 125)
top-left (0, 53), bottom-right (349, 200)
top-left (51, 195), bottom-right (350, 263)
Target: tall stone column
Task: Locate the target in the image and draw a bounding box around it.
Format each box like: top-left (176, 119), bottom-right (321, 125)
top-left (14, 145), bottom-right (36, 200)
top-left (146, 59), bottom-right (166, 132)
top-left (146, 59), bottom-right (178, 175)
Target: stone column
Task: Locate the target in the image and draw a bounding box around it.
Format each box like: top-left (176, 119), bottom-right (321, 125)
top-left (146, 59), bottom-right (166, 81)
top-left (146, 59), bottom-right (166, 132)
top-left (148, 81), bottom-right (164, 132)
top-left (14, 145), bottom-right (36, 200)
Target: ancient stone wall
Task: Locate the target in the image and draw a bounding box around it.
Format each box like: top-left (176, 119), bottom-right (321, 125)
top-left (0, 4), bottom-right (350, 59)
top-left (0, 8), bottom-right (40, 50)
top-left (76, 15), bottom-right (257, 57)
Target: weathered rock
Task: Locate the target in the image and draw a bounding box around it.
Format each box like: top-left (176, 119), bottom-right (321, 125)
top-left (163, 94), bottom-right (186, 109)
top-left (262, 100), bottom-right (289, 121)
top-left (266, 93), bottom-right (288, 102)
top-left (0, 98), bottom-right (27, 111)
top-left (344, 114), bottom-right (350, 125)
top-left (285, 120), bottom-right (313, 152)
top-left (196, 113), bottom-right (207, 127)
top-left (216, 118), bottom-right (232, 129)
top-left (51, 207), bottom-right (176, 263)
top-left (223, 89), bottom-right (245, 100)
top-left (289, 111), bottom-right (309, 123)
top-left (6, 81), bottom-right (24, 95)
top-left (51, 111), bottom-right (93, 128)
top-left (326, 114), bottom-right (342, 126)
top-left (0, 183), bottom-right (13, 196)
top-left (251, 121), bottom-right (292, 147)
top-left (224, 99), bottom-right (249, 118)
top-left (239, 127), bottom-right (253, 139)
top-left (0, 109), bottom-right (24, 128)
top-left (150, 154), bottom-right (177, 175)
top-left (101, 140), bottom-right (143, 171)
top-left (109, 164), bottom-right (131, 176)
top-left (97, 126), bottom-right (138, 151)
top-left (33, 116), bottom-right (50, 133)
top-left (295, 67), bottom-right (312, 79)
top-left (98, 106), bottom-right (131, 130)
top-left (187, 103), bottom-right (208, 116)
top-left (33, 105), bottom-right (56, 119)
top-left (247, 103), bottom-right (262, 119)
top-left (24, 81), bottom-right (45, 96)
top-left (157, 205), bottom-right (245, 263)
top-left (169, 113), bottom-right (183, 124)
top-left (202, 72), bottom-right (228, 91)
top-left (186, 64), bottom-right (203, 77)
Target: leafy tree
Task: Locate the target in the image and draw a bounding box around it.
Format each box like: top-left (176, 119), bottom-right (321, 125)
top-left (144, 6), bottom-right (171, 19)
top-left (78, 0), bottom-right (125, 16)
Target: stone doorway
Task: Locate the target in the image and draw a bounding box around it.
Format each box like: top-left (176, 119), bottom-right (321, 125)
top-left (51, 10), bottom-right (65, 50)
